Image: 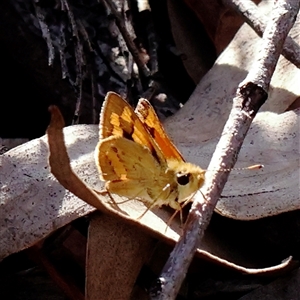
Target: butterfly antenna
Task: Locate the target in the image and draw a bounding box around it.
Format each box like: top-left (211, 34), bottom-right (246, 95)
top-left (215, 164), bottom-right (264, 172)
top-left (246, 164), bottom-right (264, 170)
top-left (138, 164), bottom-right (263, 223)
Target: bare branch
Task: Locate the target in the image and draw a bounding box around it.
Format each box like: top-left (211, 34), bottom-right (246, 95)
top-left (150, 1), bottom-right (300, 299)
top-left (222, 0), bottom-right (300, 68)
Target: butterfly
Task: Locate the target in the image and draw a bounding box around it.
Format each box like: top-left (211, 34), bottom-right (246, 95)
top-left (94, 92), bottom-right (205, 217)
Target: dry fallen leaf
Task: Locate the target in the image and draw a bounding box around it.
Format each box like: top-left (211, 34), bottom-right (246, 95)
top-left (0, 124), bottom-right (96, 260)
top-left (86, 213), bottom-right (155, 300)
top-left (45, 103), bottom-right (297, 274)
top-left (0, 106), bottom-right (296, 273)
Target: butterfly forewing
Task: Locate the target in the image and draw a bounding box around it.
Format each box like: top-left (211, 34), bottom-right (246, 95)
top-left (135, 98), bottom-right (184, 162)
top-left (99, 92), bottom-right (166, 165)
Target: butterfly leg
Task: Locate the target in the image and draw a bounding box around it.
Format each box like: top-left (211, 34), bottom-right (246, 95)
top-left (93, 186), bottom-right (127, 212)
top-left (165, 209), bottom-right (182, 232)
top-left (136, 202), bottom-right (157, 220)
top-left (136, 184), bottom-right (175, 221)
top-left (165, 192), bottom-right (198, 231)
top-left (168, 190), bottom-right (211, 230)
top-left (106, 180), bottom-right (152, 208)
top-left (108, 180), bottom-right (162, 220)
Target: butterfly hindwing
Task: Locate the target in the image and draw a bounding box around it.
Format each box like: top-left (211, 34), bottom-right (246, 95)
top-left (94, 92), bottom-right (206, 214)
top-left (98, 135), bottom-right (174, 204)
top-left (98, 136), bottom-right (162, 181)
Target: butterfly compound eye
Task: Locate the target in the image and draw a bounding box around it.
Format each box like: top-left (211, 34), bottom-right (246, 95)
top-left (176, 173), bottom-right (191, 186)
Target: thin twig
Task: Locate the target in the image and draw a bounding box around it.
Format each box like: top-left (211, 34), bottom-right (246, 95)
top-left (33, 2), bottom-right (55, 66)
top-left (222, 0), bottom-right (300, 68)
top-left (150, 1), bottom-right (300, 299)
top-left (59, 20), bottom-right (68, 80)
top-left (103, 0), bottom-right (151, 78)
top-left (61, 0), bottom-right (85, 122)
top-left (138, 6), bottom-right (159, 75)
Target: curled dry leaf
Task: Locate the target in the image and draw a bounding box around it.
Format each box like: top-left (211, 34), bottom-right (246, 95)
top-left (238, 268), bottom-right (300, 300)
top-left (47, 106), bottom-right (110, 215)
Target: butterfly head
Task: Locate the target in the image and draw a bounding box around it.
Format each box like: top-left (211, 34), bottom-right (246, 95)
top-left (167, 160), bottom-right (205, 205)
